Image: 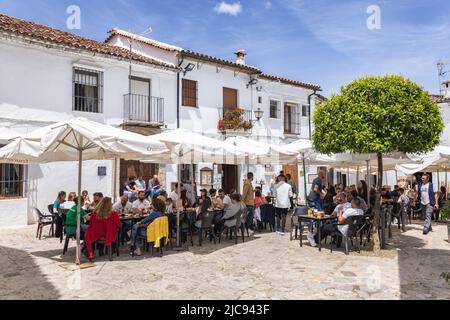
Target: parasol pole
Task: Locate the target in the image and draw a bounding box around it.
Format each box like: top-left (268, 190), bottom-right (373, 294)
top-left (75, 136), bottom-right (83, 265)
top-left (176, 160), bottom-right (182, 247)
top-left (302, 153), bottom-right (307, 205)
top-left (366, 160), bottom-right (370, 205)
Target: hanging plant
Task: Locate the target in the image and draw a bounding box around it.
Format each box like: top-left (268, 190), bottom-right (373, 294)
top-left (218, 108), bottom-right (253, 131)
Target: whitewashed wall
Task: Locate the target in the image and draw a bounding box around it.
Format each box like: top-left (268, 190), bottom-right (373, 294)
top-left (0, 37), bottom-right (177, 227)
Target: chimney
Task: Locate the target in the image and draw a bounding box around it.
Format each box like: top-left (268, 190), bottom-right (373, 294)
top-left (235, 49), bottom-right (247, 65)
top-left (443, 80), bottom-right (450, 98)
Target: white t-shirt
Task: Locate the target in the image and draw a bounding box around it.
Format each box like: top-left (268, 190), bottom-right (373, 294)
top-left (61, 201), bottom-right (75, 210)
top-left (338, 207), bottom-right (364, 236)
top-left (420, 183), bottom-right (430, 205)
top-left (273, 181), bottom-right (293, 209)
top-left (221, 195), bottom-right (232, 206)
top-left (169, 191), bottom-right (182, 209)
top-left (112, 201), bottom-right (133, 214)
top-left (132, 199), bottom-right (150, 211)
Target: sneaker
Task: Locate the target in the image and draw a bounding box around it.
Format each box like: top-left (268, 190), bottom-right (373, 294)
top-left (248, 230), bottom-right (254, 236)
top-left (134, 248), bottom-right (142, 256)
top-left (279, 232), bottom-right (285, 236)
top-left (423, 229), bottom-right (429, 235)
top-left (307, 232), bottom-right (317, 247)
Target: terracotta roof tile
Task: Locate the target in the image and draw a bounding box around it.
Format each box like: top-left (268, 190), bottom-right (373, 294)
top-left (0, 13), bottom-right (177, 70)
top-left (259, 73), bottom-right (321, 90)
top-left (105, 28), bottom-right (182, 52)
top-left (181, 50), bottom-right (261, 73)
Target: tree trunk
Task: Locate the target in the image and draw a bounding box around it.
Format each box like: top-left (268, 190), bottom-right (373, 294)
top-left (372, 152), bottom-right (383, 254)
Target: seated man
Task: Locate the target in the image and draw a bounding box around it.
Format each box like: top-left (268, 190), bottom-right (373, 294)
top-left (217, 189), bottom-right (232, 210)
top-left (350, 190), bottom-right (368, 212)
top-left (124, 176), bottom-right (138, 202)
top-left (309, 198), bottom-right (363, 247)
top-left (130, 198), bottom-right (166, 256)
top-left (214, 193), bottom-right (244, 235)
top-left (113, 194), bottom-right (133, 242)
top-left (145, 175), bottom-right (162, 199)
top-left (132, 191), bottom-right (151, 215)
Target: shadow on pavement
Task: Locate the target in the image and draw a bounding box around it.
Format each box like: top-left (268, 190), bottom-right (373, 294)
top-left (0, 245), bottom-right (60, 299)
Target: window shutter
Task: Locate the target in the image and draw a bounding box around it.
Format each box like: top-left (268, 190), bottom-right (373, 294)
top-left (277, 101), bottom-right (281, 119)
top-left (294, 105), bottom-right (301, 135)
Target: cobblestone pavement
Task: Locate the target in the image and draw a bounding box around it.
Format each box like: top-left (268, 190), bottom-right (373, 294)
top-left (0, 220), bottom-right (448, 300)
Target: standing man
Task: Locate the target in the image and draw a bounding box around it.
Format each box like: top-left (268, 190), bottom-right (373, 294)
top-left (308, 169), bottom-right (326, 210)
top-left (417, 174), bottom-right (435, 234)
top-left (242, 172), bottom-right (255, 233)
top-left (273, 175), bottom-right (293, 235)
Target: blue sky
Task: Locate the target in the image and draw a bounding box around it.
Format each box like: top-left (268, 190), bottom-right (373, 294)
top-left (1, 0), bottom-right (449, 96)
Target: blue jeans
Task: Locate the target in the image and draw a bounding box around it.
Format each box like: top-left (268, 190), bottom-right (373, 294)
top-left (246, 206), bottom-right (254, 230)
top-left (130, 224), bottom-right (147, 249)
top-left (422, 204), bottom-right (433, 231)
top-left (145, 188), bottom-right (162, 199)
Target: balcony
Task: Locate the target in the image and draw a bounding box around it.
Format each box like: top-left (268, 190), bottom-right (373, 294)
top-left (217, 108), bottom-right (253, 136)
top-left (123, 94), bottom-right (164, 126)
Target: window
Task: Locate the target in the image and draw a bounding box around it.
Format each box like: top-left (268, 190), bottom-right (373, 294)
top-left (0, 161), bottom-right (25, 199)
top-left (73, 67), bottom-right (103, 113)
top-left (302, 105), bottom-right (310, 117)
top-left (182, 79), bottom-right (198, 107)
top-left (270, 100), bottom-right (280, 119)
top-left (284, 103), bottom-right (300, 135)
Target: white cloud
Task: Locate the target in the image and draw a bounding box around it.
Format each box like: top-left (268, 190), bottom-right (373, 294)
top-left (214, 1), bottom-right (242, 16)
top-left (265, 1), bottom-right (272, 9)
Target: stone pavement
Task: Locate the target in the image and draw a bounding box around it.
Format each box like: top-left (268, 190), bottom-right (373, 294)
top-left (0, 220), bottom-right (448, 300)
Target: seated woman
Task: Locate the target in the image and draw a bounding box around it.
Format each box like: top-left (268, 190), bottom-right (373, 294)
top-left (195, 189), bottom-right (210, 208)
top-left (181, 189), bottom-right (192, 209)
top-left (130, 198), bottom-right (166, 256)
top-left (194, 197), bottom-right (212, 229)
top-left (253, 190), bottom-right (266, 228)
top-left (84, 197), bottom-right (121, 260)
top-left (53, 191), bottom-right (67, 237)
top-left (214, 193), bottom-right (245, 235)
top-left (61, 192), bottom-right (77, 210)
top-left (64, 196), bottom-right (91, 237)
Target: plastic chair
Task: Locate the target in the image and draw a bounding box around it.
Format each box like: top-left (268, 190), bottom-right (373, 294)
top-left (34, 208), bottom-right (54, 239)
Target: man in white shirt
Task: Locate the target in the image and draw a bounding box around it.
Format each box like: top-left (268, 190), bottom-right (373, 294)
top-left (169, 183), bottom-right (183, 210)
top-left (217, 189), bottom-right (232, 209)
top-left (132, 191), bottom-right (151, 214)
top-left (311, 198), bottom-right (363, 246)
top-left (273, 175), bottom-right (293, 234)
top-left (113, 194), bottom-right (133, 214)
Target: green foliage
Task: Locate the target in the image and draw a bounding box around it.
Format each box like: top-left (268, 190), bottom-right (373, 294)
top-left (312, 75), bottom-right (444, 155)
top-left (441, 272), bottom-right (450, 283)
top-left (440, 200), bottom-right (450, 221)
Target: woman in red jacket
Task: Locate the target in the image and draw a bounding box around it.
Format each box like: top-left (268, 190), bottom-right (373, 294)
top-left (84, 197), bottom-right (121, 260)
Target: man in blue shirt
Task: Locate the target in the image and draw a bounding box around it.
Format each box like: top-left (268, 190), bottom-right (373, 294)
top-left (308, 169), bottom-right (326, 210)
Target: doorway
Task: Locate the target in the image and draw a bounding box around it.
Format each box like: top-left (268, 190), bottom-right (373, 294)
top-left (223, 87), bottom-right (238, 113)
top-left (283, 164), bottom-right (298, 192)
top-left (222, 164), bottom-right (238, 194)
top-left (120, 160), bottom-right (157, 195)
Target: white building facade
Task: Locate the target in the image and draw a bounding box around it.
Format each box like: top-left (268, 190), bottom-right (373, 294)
top-left (0, 13), bottom-right (322, 227)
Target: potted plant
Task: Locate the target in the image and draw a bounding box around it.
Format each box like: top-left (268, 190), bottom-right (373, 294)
top-left (217, 108), bottom-right (253, 132)
top-left (440, 200), bottom-right (450, 243)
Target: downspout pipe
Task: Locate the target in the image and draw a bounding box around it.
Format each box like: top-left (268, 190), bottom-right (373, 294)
top-left (307, 89), bottom-right (322, 139)
top-left (176, 56), bottom-right (184, 129)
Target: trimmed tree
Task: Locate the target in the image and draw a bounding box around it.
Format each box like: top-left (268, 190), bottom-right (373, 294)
top-left (312, 75), bottom-right (443, 253)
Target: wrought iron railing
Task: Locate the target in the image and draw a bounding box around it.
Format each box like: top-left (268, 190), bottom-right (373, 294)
top-left (124, 94), bottom-right (164, 125)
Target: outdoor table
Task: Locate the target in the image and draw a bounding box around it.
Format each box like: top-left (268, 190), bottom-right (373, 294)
top-left (297, 214), bottom-right (335, 251)
top-left (118, 214), bottom-right (149, 247)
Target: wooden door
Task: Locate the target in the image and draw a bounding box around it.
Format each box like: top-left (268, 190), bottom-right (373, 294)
top-left (284, 103), bottom-right (292, 133)
top-left (283, 165), bottom-right (298, 192)
top-left (223, 87), bottom-right (238, 112)
top-left (222, 165), bottom-right (238, 194)
top-left (120, 160), bottom-right (157, 195)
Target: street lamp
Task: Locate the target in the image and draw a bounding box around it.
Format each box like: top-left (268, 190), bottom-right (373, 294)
top-left (253, 108), bottom-right (264, 122)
